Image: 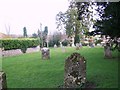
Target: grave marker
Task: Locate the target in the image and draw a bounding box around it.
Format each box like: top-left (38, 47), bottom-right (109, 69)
top-left (41, 48), bottom-right (50, 60)
top-left (0, 71), bottom-right (7, 90)
top-left (64, 52), bottom-right (86, 88)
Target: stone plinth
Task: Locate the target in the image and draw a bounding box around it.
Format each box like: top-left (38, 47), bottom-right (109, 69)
top-left (41, 48), bottom-right (50, 59)
top-left (64, 52), bottom-right (86, 88)
top-left (0, 71), bottom-right (7, 90)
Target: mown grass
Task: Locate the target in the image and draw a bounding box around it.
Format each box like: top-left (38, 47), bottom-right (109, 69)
top-left (2, 47), bottom-right (118, 88)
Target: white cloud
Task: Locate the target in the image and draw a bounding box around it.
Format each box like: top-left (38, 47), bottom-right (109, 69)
top-left (0, 0), bottom-right (69, 35)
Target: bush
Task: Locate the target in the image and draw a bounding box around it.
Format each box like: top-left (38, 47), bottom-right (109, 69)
top-left (48, 39), bottom-right (60, 47)
top-left (95, 39), bottom-right (103, 45)
top-left (0, 38), bottom-right (39, 53)
top-left (62, 39), bottom-right (70, 46)
top-left (48, 40), bottom-right (54, 47)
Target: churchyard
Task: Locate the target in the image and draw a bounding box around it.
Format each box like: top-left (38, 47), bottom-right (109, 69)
top-left (1, 46), bottom-right (118, 88)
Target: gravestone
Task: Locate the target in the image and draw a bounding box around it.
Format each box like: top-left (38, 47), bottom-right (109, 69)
top-left (0, 71), bottom-right (7, 90)
top-left (41, 47), bottom-right (50, 59)
top-left (76, 43), bottom-right (79, 50)
top-left (79, 43), bottom-right (82, 48)
top-left (64, 52), bottom-right (86, 88)
top-left (62, 46), bottom-right (66, 53)
top-left (104, 43), bottom-right (112, 58)
top-left (60, 42), bottom-right (62, 47)
top-left (54, 44), bottom-right (57, 48)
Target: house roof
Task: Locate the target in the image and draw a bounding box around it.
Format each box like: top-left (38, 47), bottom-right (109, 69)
top-left (0, 32), bottom-right (11, 39)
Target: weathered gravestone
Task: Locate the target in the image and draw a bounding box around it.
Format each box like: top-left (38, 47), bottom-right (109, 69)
top-left (0, 71), bottom-right (7, 90)
top-left (76, 43), bottom-right (80, 50)
top-left (64, 52), bottom-right (86, 88)
top-left (54, 44), bottom-right (57, 48)
top-left (104, 43), bottom-right (112, 59)
top-left (41, 47), bottom-right (50, 60)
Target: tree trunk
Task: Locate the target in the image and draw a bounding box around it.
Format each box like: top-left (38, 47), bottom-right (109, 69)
top-left (104, 45), bottom-right (112, 59)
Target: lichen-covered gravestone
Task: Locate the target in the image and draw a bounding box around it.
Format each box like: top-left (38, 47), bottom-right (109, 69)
top-left (41, 47), bottom-right (50, 59)
top-left (64, 52), bottom-right (86, 88)
top-left (0, 71), bottom-right (7, 90)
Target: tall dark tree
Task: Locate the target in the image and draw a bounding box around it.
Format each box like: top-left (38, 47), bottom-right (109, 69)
top-left (76, 1), bottom-right (94, 30)
top-left (56, 1), bottom-right (84, 45)
top-left (76, 2), bottom-right (120, 58)
top-left (23, 27), bottom-right (27, 37)
top-left (42, 26), bottom-right (48, 47)
top-left (94, 2), bottom-right (120, 38)
top-left (93, 2), bottom-right (120, 54)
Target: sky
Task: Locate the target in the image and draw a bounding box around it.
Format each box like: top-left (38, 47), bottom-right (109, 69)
top-left (0, 0), bottom-right (69, 35)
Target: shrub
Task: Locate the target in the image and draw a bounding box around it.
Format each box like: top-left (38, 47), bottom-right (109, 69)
top-left (48, 40), bottom-right (54, 47)
top-left (0, 38), bottom-right (39, 53)
top-left (95, 39), bottom-right (103, 45)
top-left (62, 39), bottom-right (70, 46)
top-left (48, 39), bottom-right (60, 47)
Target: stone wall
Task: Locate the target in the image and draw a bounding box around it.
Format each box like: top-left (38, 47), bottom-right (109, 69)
top-left (2, 46), bottom-right (40, 57)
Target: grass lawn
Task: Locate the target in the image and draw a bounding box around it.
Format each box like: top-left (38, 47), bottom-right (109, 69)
top-left (2, 46), bottom-right (118, 88)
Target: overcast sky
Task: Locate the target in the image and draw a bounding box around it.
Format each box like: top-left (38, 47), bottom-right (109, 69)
top-left (0, 0), bottom-right (69, 35)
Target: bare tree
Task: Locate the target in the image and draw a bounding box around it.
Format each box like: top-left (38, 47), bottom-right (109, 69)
top-left (5, 24), bottom-right (10, 35)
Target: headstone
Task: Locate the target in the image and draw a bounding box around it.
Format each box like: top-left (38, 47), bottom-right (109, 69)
top-left (71, 37), bottom-right (75, 47)
top-left (0, 71), bottom-right (7, 90)
top-left (62, 46), bottom-right (66, 53)
top-left (104, 43), bottom-right (112, 58)
top-left (76, 43), bottom-right (79, 50)
top-left (64, 53), bottom-right (86, 88)
top-left (79, 43), bottom-right (82, 48)
top-left (41, 47), bottom-right (50, 60)
top-left (60, 42), bottom-right (62, 47)
top-left (54, 44), bottom-right (57, 48)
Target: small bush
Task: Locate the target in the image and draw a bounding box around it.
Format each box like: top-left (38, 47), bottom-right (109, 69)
top-left (95, 39), bottom-right (102, 45)
top-left (62, 39), bottom-right (70, 46)
top-left (48, 39), bottom-right (60, 47)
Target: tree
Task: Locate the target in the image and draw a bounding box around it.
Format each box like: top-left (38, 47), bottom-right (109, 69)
top-left (42, 26), bottom-right (48, 47)
top-left (77, 2), bottom-right (120, 58)
top-left (95, 2), bottom-right (120, 58)
top-left (56, 1), bottom-right (84, 45)
top-left (49, 31), bottom-right (61, 47)
top-left (23, 27), bottom-right (27, 37)
top-left (5, 24), bottom-right (10, 35)
top-left (94, 2), bottom-right (120, 38)
top-left (76, 1), bottom-right (94, 30)
top-left (37, 29), bottom-right (42, 48)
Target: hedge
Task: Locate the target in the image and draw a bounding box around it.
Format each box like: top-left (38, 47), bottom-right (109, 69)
top-left (0, 38), bottom-right (40, 52)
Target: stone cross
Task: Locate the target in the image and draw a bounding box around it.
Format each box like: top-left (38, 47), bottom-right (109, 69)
top-left (0, 71), bottom-right (7, 90)
top-left (64, 52), bottom-right (86, 88)
top-left (41, 47), bottom-right (50, 60)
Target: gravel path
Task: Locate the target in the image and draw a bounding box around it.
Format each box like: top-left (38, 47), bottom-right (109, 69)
top-left (2, 46), bottom-right (40, 57)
